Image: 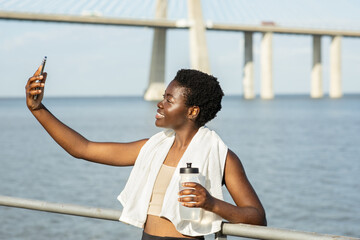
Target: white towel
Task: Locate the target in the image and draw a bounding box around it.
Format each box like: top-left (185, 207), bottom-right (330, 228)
top-left (117, 126), bottom-right (228, 236)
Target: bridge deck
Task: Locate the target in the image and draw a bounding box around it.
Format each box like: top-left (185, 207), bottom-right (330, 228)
top-left (1, 11), bottom-right (360, 37)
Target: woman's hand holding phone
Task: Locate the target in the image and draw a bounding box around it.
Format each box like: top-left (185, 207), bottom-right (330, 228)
top-left (25, 59), bottom-right (47, 111)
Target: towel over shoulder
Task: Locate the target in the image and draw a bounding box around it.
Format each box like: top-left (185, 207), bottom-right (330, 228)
top-left (117, 126), bottom-right (228, 236)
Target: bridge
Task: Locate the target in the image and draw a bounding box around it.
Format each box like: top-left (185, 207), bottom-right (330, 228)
top-left (0, 0), bottom-right (359, 100)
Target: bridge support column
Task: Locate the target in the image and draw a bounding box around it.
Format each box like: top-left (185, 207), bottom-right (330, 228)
top-left (243, 32), bottom-right (255, 99)
top-left (144, 0), bottom-right (167, 101)
top-left (261, 32), bottom-right (274, 99)
top-left (188, 0), bottom-right (210, 73)
top-left (330, 35), bottom-right (342, 98)
top-left (311, 35), bottom-right (323, 98)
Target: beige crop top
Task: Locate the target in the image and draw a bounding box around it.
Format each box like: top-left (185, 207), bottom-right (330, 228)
top-left (147, 164), bottom-right (176, 216)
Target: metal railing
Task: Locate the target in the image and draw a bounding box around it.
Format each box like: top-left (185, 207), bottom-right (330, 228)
top-left (0, 195), bottom-right (358, 240)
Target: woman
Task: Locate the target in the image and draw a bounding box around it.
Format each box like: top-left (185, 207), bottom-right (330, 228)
top-left (25, 66), bottom-right (266, 240)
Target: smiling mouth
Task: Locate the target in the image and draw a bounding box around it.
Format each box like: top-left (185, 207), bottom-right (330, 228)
top-left (156, 112), bottom-right (165, 119)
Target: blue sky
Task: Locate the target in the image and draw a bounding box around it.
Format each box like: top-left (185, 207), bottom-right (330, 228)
top-left (0, 0), bottom-right (360, 97)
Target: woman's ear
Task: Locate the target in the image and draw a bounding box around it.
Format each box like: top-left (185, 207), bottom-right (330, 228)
top-left (188, 106), bottom-right (200, 120)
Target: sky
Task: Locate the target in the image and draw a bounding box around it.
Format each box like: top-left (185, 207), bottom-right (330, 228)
top-left (0, 0), bottom-right (360, 98)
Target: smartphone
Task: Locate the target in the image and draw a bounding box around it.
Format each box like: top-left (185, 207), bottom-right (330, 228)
top-left (33, 56), bottom-right (47, 100)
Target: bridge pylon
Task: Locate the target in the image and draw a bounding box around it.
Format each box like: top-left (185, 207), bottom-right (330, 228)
top-left (261, 32), bottom-right (274, 99)
top-left (330, 35), bottom-right (342, 98)
top-left (243, 32), bottom-right (255, 99)
top-left (188, 0), bottom-right (210, 74)
top-left (144, 0), bottom-right (167, 101)
top-left (144, 0), bottom-right (211, 101)
top-left (311, 35), bottom-right (323, 98)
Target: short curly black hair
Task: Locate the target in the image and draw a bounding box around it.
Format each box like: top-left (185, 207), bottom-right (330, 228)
top-left (174, 69), bottom-right (224, 127)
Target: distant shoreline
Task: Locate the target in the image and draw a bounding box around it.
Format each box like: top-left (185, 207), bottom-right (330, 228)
top-left (1, 93), bottom-right (360, 100)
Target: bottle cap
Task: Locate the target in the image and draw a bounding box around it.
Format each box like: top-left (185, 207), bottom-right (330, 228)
top-left (180, 163), bottom-right (199, 174)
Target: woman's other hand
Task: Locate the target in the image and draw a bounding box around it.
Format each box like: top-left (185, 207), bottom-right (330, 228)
top-left (25, 65), bottom-right (47, 111)
top-left (178, 182), bottom-right (215, 211)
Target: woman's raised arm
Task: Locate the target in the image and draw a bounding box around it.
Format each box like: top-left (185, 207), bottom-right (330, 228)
top-left (25, 65), bottom-right (147, 166)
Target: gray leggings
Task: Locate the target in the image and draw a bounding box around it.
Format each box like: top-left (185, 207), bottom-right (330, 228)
top-left (141, 231), bottom-right (205, 240)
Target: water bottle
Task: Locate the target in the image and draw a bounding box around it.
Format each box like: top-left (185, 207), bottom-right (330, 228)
top-left (179, 163), bottom-right (200, 221)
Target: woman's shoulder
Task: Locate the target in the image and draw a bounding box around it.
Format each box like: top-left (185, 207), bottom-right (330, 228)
top-left (202, 126), bottom-right (229, 152)
top-left (226, 149), bottom-right (241, 162)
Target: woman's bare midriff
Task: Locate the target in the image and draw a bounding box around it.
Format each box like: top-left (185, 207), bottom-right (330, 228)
top-left (144, 214), bottom-right (198, 239)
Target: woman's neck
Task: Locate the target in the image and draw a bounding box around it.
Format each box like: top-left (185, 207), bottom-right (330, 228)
top-left (173, 125), bottom-right (200, 149)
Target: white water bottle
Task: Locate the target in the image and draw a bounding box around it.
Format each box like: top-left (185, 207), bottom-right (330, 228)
top-left (179, 163), bottom-right (201, 221)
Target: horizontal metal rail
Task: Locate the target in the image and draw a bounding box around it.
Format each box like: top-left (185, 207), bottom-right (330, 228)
top-left (0, 195), bottom-right (358, 240)
top-left (0, 194), bottom-right (121, 221)
top-left (1, 11), bottom-right (360, 38)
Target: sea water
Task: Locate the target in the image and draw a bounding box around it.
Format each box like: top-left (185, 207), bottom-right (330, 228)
top-left (0, 95), bottom-right (359, 239)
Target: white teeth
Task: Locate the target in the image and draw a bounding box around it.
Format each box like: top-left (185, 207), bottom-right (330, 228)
top-left (156, 113), bottom-right (165, 118)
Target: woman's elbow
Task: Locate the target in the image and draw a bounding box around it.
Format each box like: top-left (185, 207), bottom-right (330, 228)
top-left (249, 207), bottom-right (267, 226)
top-left (231, 207), bottom-right (267, 226)
top-left (65, 149), bottom-right (82, 159)
top-left (64, 147), bottom-right (86, 159)
top-left (66, 141), bottom-right (89, 159)
top-left (248, 214), bottom-right (267, 226)
top-left (256, 208), bottom-right (267, 226)
top-left (260, 214), bottom-right (267, 226)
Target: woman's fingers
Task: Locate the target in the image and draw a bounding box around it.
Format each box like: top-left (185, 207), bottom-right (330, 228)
top-left (29, 81), bottom-right (44, 88)
top-left (182, 182), bottom-right (200, 188)
top-left (26, 73), bottom-right (46, 91)
top-left (27, 67), bottom-right (47, 86)
top-left (180, 202), bottom-right (198, 208)
top-left (28, 88), bottom-right (43, 96)
top-left (179, 196), bottom-right (198, 202)
top-left (26, 75), bottom-right (43, 90)
top-left (28, 83), bottom-right (44, 91)
top-left (179, 196), bottom-right (199, 208)
top-left (26, 76), bottom-right (46, 102)
top-left (28, 75), bottom-right (44, 83)
top-left (179, 188), bottom-right (196, 196)
top-left (178, 182), bottom-right (215, 210)
top-left (28, 82), bottom-right (44, 92)
top-left (178, 188), bottom-right (200, 207)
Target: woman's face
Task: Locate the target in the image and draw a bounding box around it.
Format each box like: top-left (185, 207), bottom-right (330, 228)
top-left (155, 80), bottom-right (190, 129)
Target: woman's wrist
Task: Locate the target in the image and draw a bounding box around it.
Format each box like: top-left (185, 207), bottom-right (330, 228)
top-left (30, 103), bottom-right (45, 112)
top-left (205, 196), bottom-right (220, 213)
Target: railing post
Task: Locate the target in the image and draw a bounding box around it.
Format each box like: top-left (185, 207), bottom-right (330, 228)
top-left (329, 35), bottom-right (342, 98)
top-left (144, 0), bottom-right (168, 101)
top-left (215, 231), bottom-right (227, 240)
top-left (243, 31), bottom-right (255, 99)
top-left (261, 31), bottom-right (274, 99)
top-left (311, 35), bottom-right (323, 98)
